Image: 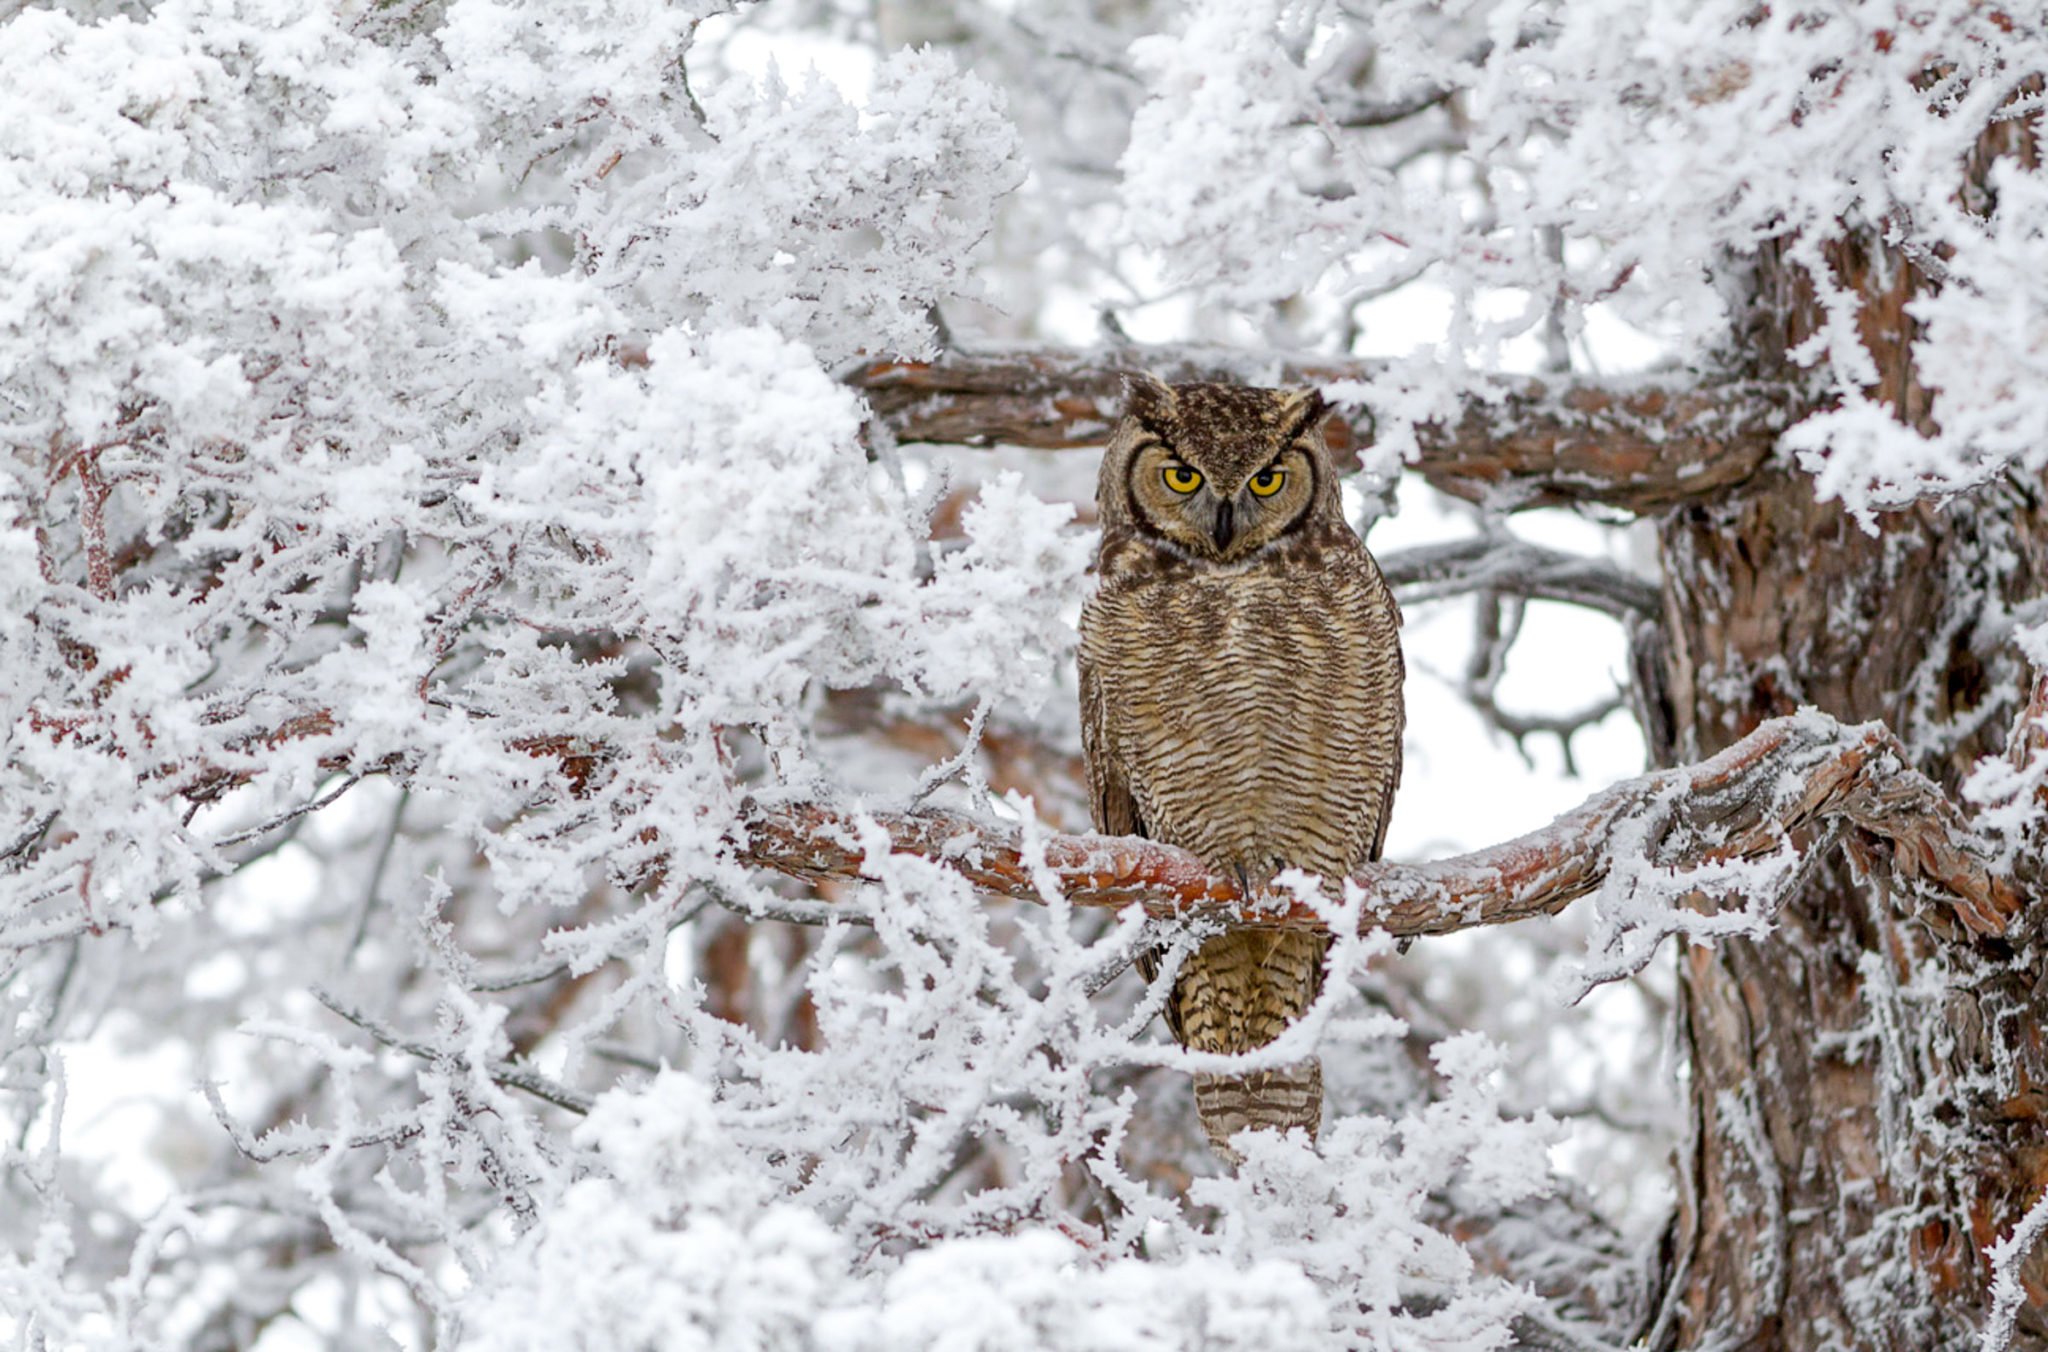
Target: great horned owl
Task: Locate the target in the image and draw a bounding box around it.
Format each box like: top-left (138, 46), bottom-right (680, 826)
top-left (1078, 375), bottom-right (1405, 1160)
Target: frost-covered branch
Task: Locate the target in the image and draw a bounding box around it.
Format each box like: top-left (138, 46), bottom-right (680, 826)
top-left (847, 350), bottom-right (1803, 514)
top-left (308, 988), bottom-right (595, 1117)
top-left (93, 700), bottom-right (2014, 958)
top-left (741, 712), bottom-right (2021, 942)
top-left (1968, 639), bottom-right (2048, 903)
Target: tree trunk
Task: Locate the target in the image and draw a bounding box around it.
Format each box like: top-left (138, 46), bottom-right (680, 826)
top-left (1652, 126), bottom-right (2048, 1345)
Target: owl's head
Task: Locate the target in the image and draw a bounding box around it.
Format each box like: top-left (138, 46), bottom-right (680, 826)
top-left (1100, 374), bottom-right (1337, 563)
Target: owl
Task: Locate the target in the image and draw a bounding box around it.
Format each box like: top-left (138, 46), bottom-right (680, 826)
top-left (1078, 374), bottom-right (1405, 1161)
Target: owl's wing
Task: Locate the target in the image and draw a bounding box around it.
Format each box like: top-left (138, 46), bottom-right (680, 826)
top-left (1368, 594), bottom-right (1400, 864)
top-left (1078, 647), bottom-right (1143, 839)
top-left (1081, 640), bottom-right (1187, 1035)
top-left (1366, 754), bottom-right (1403, 862)
top-left (1364, 679), bottom-right (1404, 863)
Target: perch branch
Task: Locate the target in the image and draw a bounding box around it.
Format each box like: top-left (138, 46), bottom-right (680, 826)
top-left (39, 706), bottom-right (2012, 963)
top-left (739, 712), bottom-right (2021, 941)
top-left (845, 348), bottom-right (1803, 514)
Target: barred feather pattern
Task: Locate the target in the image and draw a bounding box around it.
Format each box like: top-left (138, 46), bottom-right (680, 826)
top-left (1183, 931), bottom-right (1331, 1154)
top-left (1080, 378), bottom-right (1404, 1162)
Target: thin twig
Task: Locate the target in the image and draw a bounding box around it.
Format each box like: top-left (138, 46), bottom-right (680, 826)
top-left (309, 988), bottom-right (593, 1115)
top-left (346, 788), bottom-right (410, 960)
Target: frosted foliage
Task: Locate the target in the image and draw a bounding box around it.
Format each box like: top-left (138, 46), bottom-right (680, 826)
top-left (0, 0), bottom-right (1041, 932)
top-left (1117, 1), bottom-right (2047, 512)
top-left (6, 0), bottom-right (2036, 1347)
top-left (442, 1), bottom-right (1021, 363)
top-left (457, 1006), bottom-right (1546, 1351)
top-left (460, 1072), bottom-right (1358, 1352)
top-left (1121, 0), bottom-right (1369, 306)
top-left (0, 1), bottom-right (1566, 1348)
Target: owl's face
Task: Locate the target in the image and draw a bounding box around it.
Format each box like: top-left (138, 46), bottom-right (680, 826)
top-left (1112, 376), bottom-right (1331, 564)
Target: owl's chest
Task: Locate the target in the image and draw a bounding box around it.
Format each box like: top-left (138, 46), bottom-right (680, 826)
top-left (1082, 566), bottom-right (1385, 876)
top-left (1085, 566), bottom-right (1361, 698)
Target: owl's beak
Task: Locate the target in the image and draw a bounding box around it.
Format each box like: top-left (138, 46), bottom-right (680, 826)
top-left (1211, 501), bottom-right (1235, 551)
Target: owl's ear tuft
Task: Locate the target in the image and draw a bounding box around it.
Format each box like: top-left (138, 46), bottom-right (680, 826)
top-left (1283, 387), bottom-right (1333, 439)
top-left (1122, 371), bottom-right (1175, 426)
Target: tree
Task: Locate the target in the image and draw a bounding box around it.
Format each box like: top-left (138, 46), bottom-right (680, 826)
top-left (2, 1), bottom-right (2043, 1349)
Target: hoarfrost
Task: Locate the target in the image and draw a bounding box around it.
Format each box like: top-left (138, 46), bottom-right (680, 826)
top-left (5, 0), bottom-right (2041, 1347)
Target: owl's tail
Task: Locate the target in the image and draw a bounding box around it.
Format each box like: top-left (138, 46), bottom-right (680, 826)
top-left (1193, 1061), bottom-right (1323, 1161)
top-left (1170, 928), bottom-right (1329, 1161)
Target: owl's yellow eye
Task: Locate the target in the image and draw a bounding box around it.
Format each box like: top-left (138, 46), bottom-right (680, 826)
top-left (1248, 469), bottom-right (1286, 497)
top-left (1161, 465), bottom-right (1203, 494)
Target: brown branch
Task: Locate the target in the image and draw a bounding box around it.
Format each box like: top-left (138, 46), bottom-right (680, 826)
top-left (78, 703), bottom-right (2015, 957)
top-left (74, 450), bottom-right (115, 602)
top-left (739, 712), bottom-right (2022, 941)
top-left (847, 348), bottom-right (1805, 514)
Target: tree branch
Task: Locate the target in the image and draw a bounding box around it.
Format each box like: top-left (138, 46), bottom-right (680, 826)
top-left (1379, 537), bottom-right (1661, 622)
top-left (1453, 584), bottom-right (1629, 775)
top-left (309, 987), bottom-right (594, 1116)
top-left (847, 348), bottom-right (1804, 514)
top-left (1325, 85), bottom-right (1457, 128)
top-left (739, 712), bottom-right (2021, 941)
top-left (55, 704), bottom-right (2015, 964)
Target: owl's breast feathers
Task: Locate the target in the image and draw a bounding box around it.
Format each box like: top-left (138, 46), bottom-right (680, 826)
top-left (1080, 527), bottom-right (1404, 886)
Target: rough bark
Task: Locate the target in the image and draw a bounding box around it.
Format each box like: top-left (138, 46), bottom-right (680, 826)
top-left (848, 352), bottom-right (1800, 514)
top-left (1648, 109), bottom-right (2048, 1351)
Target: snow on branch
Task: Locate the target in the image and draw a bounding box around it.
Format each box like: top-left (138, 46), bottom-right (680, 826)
top-left (1967, 636), bottom-right (2048, 898)
top-left (846, 349), bottom-right (1805, 514)
top-left (740, 711), bottom-right (2021, 945)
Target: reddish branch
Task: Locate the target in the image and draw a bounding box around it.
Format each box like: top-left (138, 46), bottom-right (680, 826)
top-left (90, 706), bottom-right (2016, 953)
top-left (73, 451), bottom-right (115, 601)
top-left (740, 712), bottom-right (2021, 940)
top-left (847, 349), bottom-right (1805, 513)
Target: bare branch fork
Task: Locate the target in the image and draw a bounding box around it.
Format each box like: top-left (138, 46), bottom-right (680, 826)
top-left (740, 711), bottom-right (2023, 945)
top-left (1379, 537), bottom-right (1661, 623)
